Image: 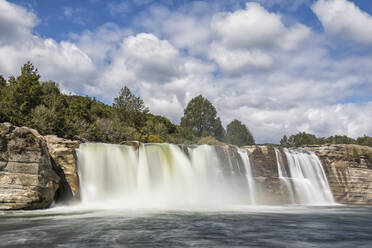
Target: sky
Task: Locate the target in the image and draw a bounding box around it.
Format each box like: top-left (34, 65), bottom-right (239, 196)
top-left (0, 0), bottom-right (371, 143)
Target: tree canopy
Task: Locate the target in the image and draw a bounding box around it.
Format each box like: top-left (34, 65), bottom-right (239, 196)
top-left (280, 132), bottom-right (372, 148)
top-left (225, 119), bottom-right (255, 146)
top-left (113, 86), bottom-right (149, 128)
top-left (180, 95), bottom-right (225, 140)
top-left (3, 62), bottom-right (369, 147)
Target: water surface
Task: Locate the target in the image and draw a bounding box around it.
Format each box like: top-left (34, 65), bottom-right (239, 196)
top-left (1, 205), bottom-right (371, 247)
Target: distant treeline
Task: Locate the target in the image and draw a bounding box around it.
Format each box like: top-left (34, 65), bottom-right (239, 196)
top-left (0, 62), bottom-right (255, 146)
top-left (280, 132), bottom-right (372, 148)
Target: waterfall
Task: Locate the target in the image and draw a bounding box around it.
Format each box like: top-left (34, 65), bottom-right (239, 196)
top-left (274, 148), bottom-right (295, 203)
top-left (237, 149), bottom-right (256, 204)
top-left (77, 143), bottom-right (334, 208)
top-left (282, 148), bottom-right (335, 204)
top-left (78, 143), bottom-right (257, 208)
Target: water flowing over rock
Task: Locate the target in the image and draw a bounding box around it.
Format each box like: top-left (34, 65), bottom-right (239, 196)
top-left (303, 145), bottom-right (372, 205)
top-left (77, 143), bottom-right (337, 207)
top-left (1, 122), bottom-right (372, 210)
top-left (0, 123), bottom-right (59, 210)
top-left (78, 143), bottom-right (257, 208)
top-left (276, 148), bottom-right (334, 204)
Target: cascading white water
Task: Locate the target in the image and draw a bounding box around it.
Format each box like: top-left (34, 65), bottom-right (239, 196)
top-left (282, 148), bottom-right (335, 204)
top-left (78, 143), bottom-right (334, 208)
top-left (274, 148), bottom-right (295, 203)
top-left (78, 143), bottom-right (257, 208)
top-left (237, 149), bottom-right (256, 204)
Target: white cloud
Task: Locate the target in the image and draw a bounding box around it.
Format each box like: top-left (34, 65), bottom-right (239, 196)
top-left (0, 0), bottom-right (37, 45)
top-left (138, 3), bottom-right (214, 55)
top-left (209, 44), bottom-right (273, 75)
top-left (0, 0), bottom-right (371, 143)
top-left (312, 0), bottom-right (372, 45)
top-left (0, 0), bottom-right (96, 94)
top-left (209, 2), bottom-right (310, 76)
top-left (211, 2), bottom-right (310, 50)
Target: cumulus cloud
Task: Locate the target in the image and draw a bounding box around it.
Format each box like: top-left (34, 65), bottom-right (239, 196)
top-left (312, 0), bottom-right (372, 45)
top-left (0, 0), bottom-right (371, 143)
top-left (228, 102), bottom-right (372, 143)
top-left (0, 0), bottom-right (97, 94)
top-left (209, 2), bottom-right (310, 75)
top-left (0, 0), bottom-right (37, 45)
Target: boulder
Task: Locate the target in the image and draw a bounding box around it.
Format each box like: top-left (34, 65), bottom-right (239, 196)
top-left (0, 123), bottom-right (60, 210)
top-left (121, 140), bottom-right (141, 149)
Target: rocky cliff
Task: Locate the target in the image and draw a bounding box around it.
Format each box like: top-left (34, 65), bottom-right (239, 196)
top-left (244, 144), bottom-right (372, 205)
top-left (302, 145), bottom-right (372, 205)
top-left (0, 123), bottom-right (60, 210)
top-left (0, 123), bottom-right (80, 210)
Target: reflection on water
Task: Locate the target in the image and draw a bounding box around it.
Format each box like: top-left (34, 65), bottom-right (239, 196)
top-left (1, 205), bottom-right (372, 248)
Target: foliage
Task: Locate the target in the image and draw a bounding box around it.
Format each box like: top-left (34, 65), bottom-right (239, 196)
top-left (280, 132), bottom-right (372, 148)
top-left (281, 132), bottom-right (318, 147)
top-left (352, 148), bottom-right (360, 163)
top-left (225, 119), bottom-right (255, 146)
top-left (113, 86), bottom-right (149, 128)
top-left (356, 136), bottom-right (372, 147)
top-left (180, 95), bottom-right (225, 140)
top-left (30, 105), bottom-right (58, 135)
top-left (280, 135), bottom-right (289, 147)
top-left (146, 134), bottom-right (165, 143)
top-left (197, 136), bottom-right (224, 145)
top-left (0, 75), bottom-right (6, 88)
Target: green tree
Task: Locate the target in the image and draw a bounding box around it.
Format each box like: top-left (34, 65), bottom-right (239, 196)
top-left (280, 135), bottom-right (289, 147)
top-left (30, 105), bottom-right (58, 135)
top-left (113, 86), bottom-right (149, 128)
top-left (12, 62), bottom-right (42, 116)
top-left (286, 132), bottom-right (318, 147)
top-left (180, 95), bottom-right (225, 139)
top-left (356, 135), bottom-right (372, 147)
top-left (0, 75), bottom-right (6, 88)
top-left (225, 119), bottom-right (254, 146)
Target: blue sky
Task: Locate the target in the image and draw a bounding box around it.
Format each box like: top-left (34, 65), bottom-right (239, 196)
top-left (1, 0), bottom-right (372, 143)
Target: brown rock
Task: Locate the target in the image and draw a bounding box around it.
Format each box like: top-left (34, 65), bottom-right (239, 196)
top-left (0, 123), bottom-right (59, 210)
top-left (304, 144), bottom-right (372, 205)
top-left (44, 135), bottom-right (80, 202)
top-left (121, 140), bottom-right (141, 149)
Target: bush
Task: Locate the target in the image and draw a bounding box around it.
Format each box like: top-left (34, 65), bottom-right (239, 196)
top-left (30, 105), bottom-right (57, 135)
top-left (197, 136), bottom-right (224, 145)
top-left (147, 134), bottom-right (165, 143)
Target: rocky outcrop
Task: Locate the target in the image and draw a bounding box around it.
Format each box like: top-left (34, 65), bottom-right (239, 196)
top-left (0, 123), bottom-right (60, 210)
top-left (45, 135), bottom-right (80, 202)
top-left (303, 145), bottom-right (372, 205)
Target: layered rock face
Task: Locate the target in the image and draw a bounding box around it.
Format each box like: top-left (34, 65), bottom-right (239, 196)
top-left (244, 145), bottom-right (292, 204)
top-left (303, 145), bottom-right (372, 205)
top-left (0, 123), bottom-right (60, 210)
top-left (45, 135), bottom-right (80, 202)
top-left (244, 144), bottom-right (372, 205)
